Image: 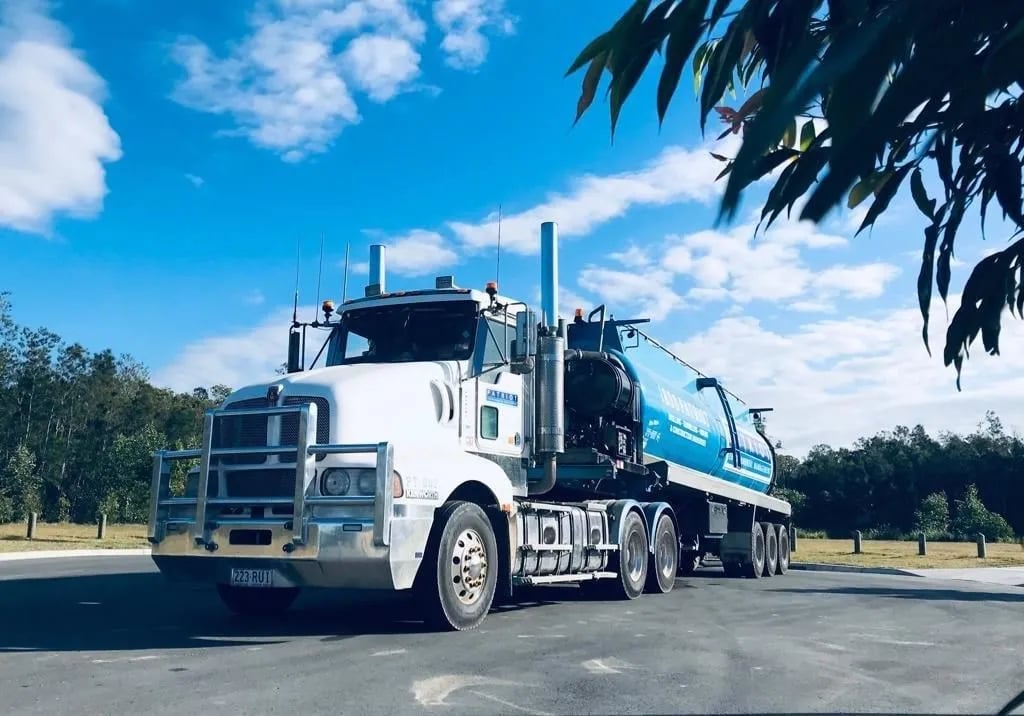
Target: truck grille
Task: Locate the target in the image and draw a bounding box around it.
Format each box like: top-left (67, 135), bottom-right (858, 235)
top-left (213, 398), bottom-right (270, 466)
top-left (212, 394), bottom-right (331, 472)
top-left (282, 396), bottom-right (330, 461)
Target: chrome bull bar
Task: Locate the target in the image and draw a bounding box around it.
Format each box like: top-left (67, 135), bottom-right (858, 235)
top-left (147, 402), bottom-right (395, 550)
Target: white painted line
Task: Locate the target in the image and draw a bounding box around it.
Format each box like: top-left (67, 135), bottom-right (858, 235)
top-left (0, 548), bottom-right (151, 562)
top-left (470, 690), bottom-right (553, 716)
top-left (372, 648), bottom-right (406, 656)
top-left (91, 654), bottom-right (162, 664)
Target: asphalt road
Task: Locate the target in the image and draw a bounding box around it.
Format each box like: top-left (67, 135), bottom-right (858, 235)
top-left (3, 557), bottom-right (1024, 715)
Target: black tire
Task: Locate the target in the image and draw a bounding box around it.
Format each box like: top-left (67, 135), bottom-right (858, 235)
top-left (775, 524), bottom-right (790, 575)
top-left (644, 512), bottom-right (678, 594)
top-left (760, 521), bottom-right (778, 577)
top-left (416, 501), bottom-right (498, 631)
top-left (744, 523), bottom-right (766, 579)
top-left (588, 509), bottom-right (649, 599)
top-left (216, 584), bottom-right (300, 617)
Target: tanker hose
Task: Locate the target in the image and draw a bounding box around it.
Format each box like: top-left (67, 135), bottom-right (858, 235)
top-left (529, 454), bottom-right (557, 495)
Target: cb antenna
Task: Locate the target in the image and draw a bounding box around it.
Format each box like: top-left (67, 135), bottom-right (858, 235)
top-left (292, 235), bottom-right (300, 325)
top-left (495, 203), bottom-right (502, 291)
top-left (313, 231), bottom-right (325, 322)
top-left (342, 241), bottom-right (351, 303)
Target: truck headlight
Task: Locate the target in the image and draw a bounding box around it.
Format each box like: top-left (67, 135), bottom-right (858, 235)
top-left (321, 469), bottom-right (351, 496)
top-left (355, 470), bottom-right (376, 496)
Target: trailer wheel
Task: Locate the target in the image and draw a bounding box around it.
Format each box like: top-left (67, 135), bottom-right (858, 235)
top-left (216, 584), bottom-right (300, 617)
top-left (743, 523), bottom-right (766, 579)
top-left (775, 524), bottom-right (790, 575)
top-left (760, 521), bottom-right (778, 577)
top-left (417, 500), bottom-right (498, 631)
top-left (644, 512), bottom-right (678, 594)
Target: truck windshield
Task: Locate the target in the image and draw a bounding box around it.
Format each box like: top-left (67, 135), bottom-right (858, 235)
top-left (327, 300), bottom-right (478, 365)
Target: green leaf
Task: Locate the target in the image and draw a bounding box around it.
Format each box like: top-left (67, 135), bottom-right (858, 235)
top-left (699, 21), bottom-right (746, 133)
top-left (692, 39), bottom-right (716, 94)
top-left (910, 167), bottom-right (935, 219)
top-left (992, 152), bottom-right (1024, 226)
top-left (781, 118), bottom-right (797, 148)
top-left (917, 222), bottom-right (941, 355)
top-left (856, 164), bottom-right (911, 235)
top-left (610, 44), bottom-right (661, 138)
top-left (937, 201), bottom-right (965, 302)
top-left (566, 30), bottom-right (612, 76)
top-left (799, 120), bottom-right (816, 150)
top-left (657, 0), bottom-right (711, 125)
top-left (573, 54), bottom-right (608, 126)
top-left (847, 174), bottom-right (878, 209)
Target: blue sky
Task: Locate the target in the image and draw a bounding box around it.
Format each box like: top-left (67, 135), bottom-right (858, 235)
top-left (1, 0), bottom-right (1020, 455)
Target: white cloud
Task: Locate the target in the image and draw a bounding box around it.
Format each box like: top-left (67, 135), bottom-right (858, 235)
top-left (668, 294), bottom-right (1024, 456)
top-left (586, 218), bottom-right (900, 319)
top-left (341, 33), bottom-right (421, 102)
top-left (0, 0), bottom-right (122, 234)
top-left (432, 0), bottom-right (515, 70)
top-left (154, 306), bottom-right (295, 393)
top-left (609, 243), bottom-right (653, 269)
top-left (578, 265), bottom-right (684, 321)
top-left (184, 173), bottom-right (204, 187)
top-left (170, 0), bottom-right (509, 161)
top-left (447, 137), bottom-right (742, 255)
top-left (243, 289), bottom-right (265, 305)
top-left (373, 229), bottom-right (459, 276)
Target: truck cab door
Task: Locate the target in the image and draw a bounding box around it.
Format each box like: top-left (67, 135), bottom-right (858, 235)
top-left (470, 314), bottom-right (525, 458)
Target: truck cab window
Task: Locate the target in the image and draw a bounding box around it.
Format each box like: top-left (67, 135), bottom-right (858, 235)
top-left (327, 300), bottom-right (478, 365)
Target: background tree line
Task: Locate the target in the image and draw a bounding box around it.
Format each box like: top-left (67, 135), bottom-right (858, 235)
top-left (0, 292), bottom-right (224, 524)
top-left (0, 291), bottom-right (1020, 540)
top-left (775, 411), bottom-right (1020, 542)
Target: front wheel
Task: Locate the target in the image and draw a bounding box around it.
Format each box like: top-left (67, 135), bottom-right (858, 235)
top-left (216, 584), bottom-right (300, 617)
top-left (417, 501), bottom-right (498, 631)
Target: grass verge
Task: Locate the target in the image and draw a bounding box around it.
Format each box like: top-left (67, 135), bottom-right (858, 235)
top-left (0, 522), bottom-right (148, 552)
top-left (2, 525), bottom-right (1023, 569)
top-left (794, 538), bottom-right (1024, 569)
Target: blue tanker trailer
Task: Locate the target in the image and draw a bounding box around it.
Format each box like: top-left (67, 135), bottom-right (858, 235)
top-left (525, 224), bottom-right (790, 580)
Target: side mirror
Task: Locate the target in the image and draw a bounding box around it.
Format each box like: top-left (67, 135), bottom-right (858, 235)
top-left (510, 309), bottom-right (537, 375)
top-left (695, 377), bottom-right (719, 391)
top-left (287, 330), bottom-right (302, 373)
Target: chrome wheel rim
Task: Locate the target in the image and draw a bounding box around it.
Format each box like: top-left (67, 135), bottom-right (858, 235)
top-left (451, 528), bottom-right (488, 606)
top-left (625, 529), bottom-right (645, 583)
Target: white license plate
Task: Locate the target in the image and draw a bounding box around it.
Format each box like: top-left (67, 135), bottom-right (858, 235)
top-left (230, 568), bottom-right (276, 588)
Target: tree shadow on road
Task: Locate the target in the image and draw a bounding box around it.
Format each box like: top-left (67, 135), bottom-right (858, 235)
top-left (775, 584), bottom-right (1024, 603)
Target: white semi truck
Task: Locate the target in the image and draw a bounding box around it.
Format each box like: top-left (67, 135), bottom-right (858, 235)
top-left (148, 221), bottom-right (791, 630)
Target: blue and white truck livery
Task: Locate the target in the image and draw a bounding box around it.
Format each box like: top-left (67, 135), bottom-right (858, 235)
top-left (147, 221), bottom-right (792, 630)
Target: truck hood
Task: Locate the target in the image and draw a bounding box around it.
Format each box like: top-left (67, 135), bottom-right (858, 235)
top-left (224, 361), bottom-right (463, 454)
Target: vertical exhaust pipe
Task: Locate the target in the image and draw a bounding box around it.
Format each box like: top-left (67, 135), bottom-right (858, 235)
top-left (540, 221), bottom-right (558, 328)
top-left (531, 221), bottom-right (564, 496)
top-left (367, 244), bottom-right (386, 296)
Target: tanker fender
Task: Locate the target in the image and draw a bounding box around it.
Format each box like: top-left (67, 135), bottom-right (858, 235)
top-left (591, 499), bottom-right (650, 548)
top-left (641, 501), bottom-right (676, 555)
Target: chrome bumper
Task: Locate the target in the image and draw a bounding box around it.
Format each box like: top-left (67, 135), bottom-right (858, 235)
top-left (147, 402), bottom-right (429, 590)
